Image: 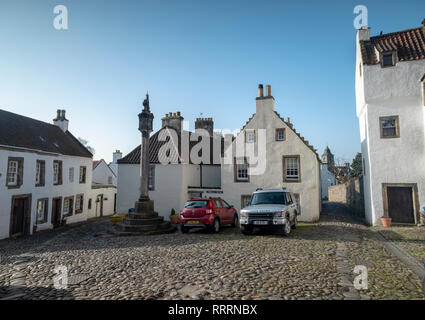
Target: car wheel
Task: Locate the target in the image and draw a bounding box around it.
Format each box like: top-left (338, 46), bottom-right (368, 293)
top-left (291, 215), bottom-right (297, 229)
top-left (231, 214), bottom-right (239, 228)
top-left (282, 218), bottom-right (291, 236)
top-left (240, 225), bottom-right (253, 235)
top-left (180, 225), bottom-right (188, 233)
top-left (212, 218), bottom-right (220, 233)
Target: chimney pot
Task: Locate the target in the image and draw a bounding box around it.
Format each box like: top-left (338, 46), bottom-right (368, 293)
top-left (287, 117), bottom-right (290, 123)
top-left (266, 85), bottom-right (271, 97)
top-left (258, 84), bottom-right (264, 97)
top-left (62, 110), bottom-right (66, 120)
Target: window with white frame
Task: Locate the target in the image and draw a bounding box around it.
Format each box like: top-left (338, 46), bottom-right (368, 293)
top-left (79, 166), bottom-right (86, 183)
top-left (235, 158), bottom-right (249, 182)
top-left (108, 176), bottom-right (113, 185)
top-left (246, 130), bottom-right (255, 143)
top-left (75, 194), bottom-right (83, 213)
top-left (380, 116), bottom-right (399, 138)
top-left (53, 160), bottom-right (62, 185)
top-left (69, 167), bottom-right (74, 183)
top-left (276, 128), bottom-right (285, 141)
top-left (7, 160), bottom-right (18, 186)
top-left (63, 197), bottom-right (73, 217)
top-left (284, 156), bottom-right (300, 182)
top-left (35, 160), bottom-right (45, 187)
top-left (36, 161), bottom-right (41, 185)
top-left (36, 198), bottom-right (48, 224)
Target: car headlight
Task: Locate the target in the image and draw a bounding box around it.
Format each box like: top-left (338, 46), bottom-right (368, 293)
top-left (240, 211), bottom-right (248, 218)
top-left (274, 211), bottom-right (283, 218)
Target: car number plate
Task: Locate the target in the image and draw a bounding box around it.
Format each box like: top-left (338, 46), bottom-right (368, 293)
top-left (253, 221), bottom-right (269, 225)
top-left (187, 220), bottom-right (200, 225)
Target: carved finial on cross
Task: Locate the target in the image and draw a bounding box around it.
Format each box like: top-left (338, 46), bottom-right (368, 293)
top-left (143, 93), bottom-right (150, 112)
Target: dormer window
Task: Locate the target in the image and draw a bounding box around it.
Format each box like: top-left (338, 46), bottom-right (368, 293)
top-left (381, 51), bottom-right (397, 67)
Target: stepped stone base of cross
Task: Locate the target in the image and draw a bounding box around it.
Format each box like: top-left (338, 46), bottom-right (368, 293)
top-left (110, 200), bottom-right (176, 236)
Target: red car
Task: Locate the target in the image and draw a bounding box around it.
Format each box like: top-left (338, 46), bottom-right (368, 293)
top-left (180, 198), bottom-right (238, 233)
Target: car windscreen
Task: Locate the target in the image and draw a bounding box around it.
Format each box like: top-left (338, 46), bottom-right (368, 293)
top-left (250, 192), bottom-right (286, 205)
top-left (184, 200), bottom-right (209, 208)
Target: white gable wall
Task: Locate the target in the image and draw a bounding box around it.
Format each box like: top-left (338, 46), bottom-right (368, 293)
top-left (221, 96), bottom-right (321, 222)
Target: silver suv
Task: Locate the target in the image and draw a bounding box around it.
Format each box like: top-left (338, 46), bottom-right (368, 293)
top-left (239, 189), bottom-right (299, 236)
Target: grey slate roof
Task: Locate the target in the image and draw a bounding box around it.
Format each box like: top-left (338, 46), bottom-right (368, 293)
top-left (0, 109), bottom-right (93, 158)
top-left (118, 126), bottom-right (224, 165)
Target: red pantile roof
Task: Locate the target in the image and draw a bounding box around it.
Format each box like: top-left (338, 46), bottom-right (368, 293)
top-left (361, 26), bottom-right (425, 65)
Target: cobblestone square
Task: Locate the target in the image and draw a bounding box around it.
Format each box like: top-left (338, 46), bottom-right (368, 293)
top-left (0, 204), bottom-right (423, 300)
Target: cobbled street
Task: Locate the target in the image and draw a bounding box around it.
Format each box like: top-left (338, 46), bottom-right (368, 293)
top-left (0, 203), bottom-right (423, 300)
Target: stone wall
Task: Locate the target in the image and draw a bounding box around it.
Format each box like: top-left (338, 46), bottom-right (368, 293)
top-left (329, 176), bottom-right (365, 217)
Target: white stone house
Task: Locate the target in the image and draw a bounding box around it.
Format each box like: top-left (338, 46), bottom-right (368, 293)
top-left (93, 159), bottom-right (117, 186)
top-left (108, 150), bottom-right (122, 177)
top-left (88, 159), bottom-right (117, 219)
top-left (116, 113), bottom-right (222, 219)
top-left (221, 85), bottom-right (322, 222)
top-left (320, 147), bottom-right (338, 199)
top-left (355, 21), bottom-right (425, 225)
top-left (0, 109), bottom-right (93, 239)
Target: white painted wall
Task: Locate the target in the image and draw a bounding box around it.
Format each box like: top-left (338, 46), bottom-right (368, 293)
top-left (320, 164), bottom-right (337, 199)
top-left (116, 162), bottom-right (221, 219)
top-left (93, 160), bottom-right (117, 186)
top-left (355, 28), bottom-right (425, 225)
top-left (0, 148), bottom-right (92, 239)
top-left (221, 96), bottom-right (321, 222)
top-left (87, 186), bottom-right (117, 219)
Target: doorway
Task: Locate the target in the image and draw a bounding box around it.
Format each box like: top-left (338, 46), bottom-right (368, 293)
top-left (382, 184), bottom-right (418, 224)
top-left (10, 195), bottom-right (31, 237)
top-left (51, 197), bottom-right (62, 228)
top-left (96, 194), bottom-right (104, 217)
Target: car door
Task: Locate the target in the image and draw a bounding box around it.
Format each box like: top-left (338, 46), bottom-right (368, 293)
top-left (213, 199), bottom-right (225, 222)
top-left (285, 193), bottom-right (295, 222)
top-left (221, 199), bottom-right (234, 222)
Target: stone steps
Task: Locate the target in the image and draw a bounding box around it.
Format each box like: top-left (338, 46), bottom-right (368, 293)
top-left (128, 212), bottom-right (159, 219)
top-left (123, 217), bottom-right (164, 226)
top-left (108, 224), bottom-right (176, 236)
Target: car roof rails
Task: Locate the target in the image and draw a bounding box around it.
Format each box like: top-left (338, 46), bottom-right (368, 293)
top-left (255, 188), bottom-right (263, 191)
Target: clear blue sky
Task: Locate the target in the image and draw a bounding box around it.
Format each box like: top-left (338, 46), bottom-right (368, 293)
top-left (1, 0), bottom-right (424, 164)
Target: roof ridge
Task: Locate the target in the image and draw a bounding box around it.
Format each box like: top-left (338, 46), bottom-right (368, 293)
top-left (370, 26), bottom-right (423, 40)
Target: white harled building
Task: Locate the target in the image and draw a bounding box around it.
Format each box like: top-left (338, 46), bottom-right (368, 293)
top-left (355, 21), bottom-right (425, 225)
top-left (221, 85), bottom-right (322, 222)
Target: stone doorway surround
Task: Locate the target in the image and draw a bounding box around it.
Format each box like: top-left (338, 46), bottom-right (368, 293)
top-left (381, 183), bottom-right (420, 225)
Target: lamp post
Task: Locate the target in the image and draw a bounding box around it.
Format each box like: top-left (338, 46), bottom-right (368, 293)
top-left (138, 93), bottom-right (154, 202)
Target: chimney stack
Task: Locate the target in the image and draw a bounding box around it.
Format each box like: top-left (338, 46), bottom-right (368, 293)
top-left (258, 84), bottom-right (264, 98)
top-left (162, 111), bottom-right (184, 133)
top-left (266, 85), bottom-right (271, 97)
top-left (113, 150), bottom-right (122, 164)
top-left (195, 117), bottom-right (214, 136)
top-left (357, 26), bottom-right (370, 41)
top-left (53, 109), bottom-right (69, 132)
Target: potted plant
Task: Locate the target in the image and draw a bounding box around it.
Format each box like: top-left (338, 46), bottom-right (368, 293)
top-left (381, 216), bottom-right (392, 228)
top-left (169, 208), bottom-right (179, 224)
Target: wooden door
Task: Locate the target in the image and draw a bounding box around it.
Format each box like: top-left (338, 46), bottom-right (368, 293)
top-left (387, 187), bottom-right (415, 223)
top-left (10, 196), bottom-right (30, 237)
top-left (51, 198), bottom-right (62, 228)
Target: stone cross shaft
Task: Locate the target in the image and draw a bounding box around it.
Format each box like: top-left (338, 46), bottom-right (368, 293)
top-left (138, 93), bottom-right (154, 202)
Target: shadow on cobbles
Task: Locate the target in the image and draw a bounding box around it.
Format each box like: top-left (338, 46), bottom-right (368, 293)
top-left (0, 285), bottom-right (75, 300)
top-left (0, 204), bottom-right (371, 257)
